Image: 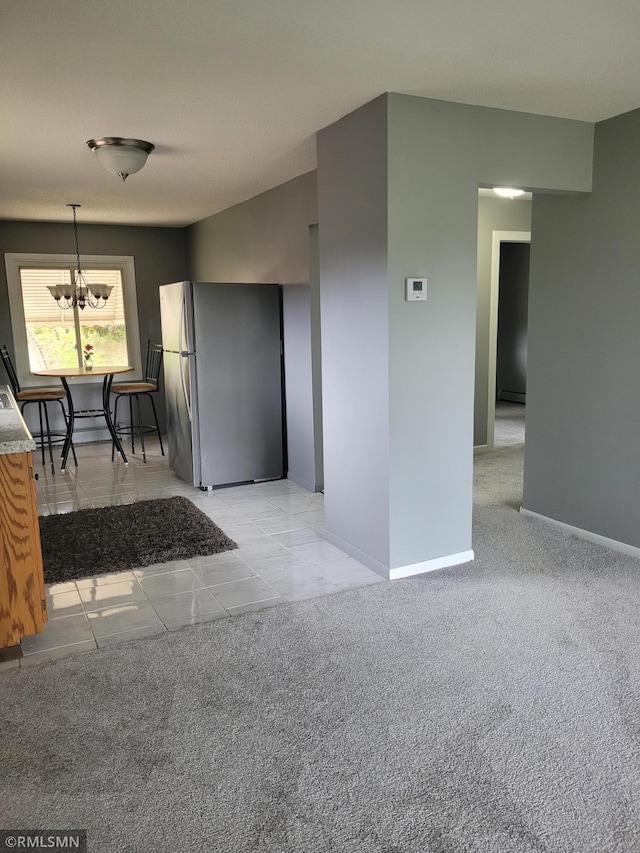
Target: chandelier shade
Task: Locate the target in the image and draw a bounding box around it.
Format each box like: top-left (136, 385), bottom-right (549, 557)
top-left (86, 137), bottom-right (155, 182)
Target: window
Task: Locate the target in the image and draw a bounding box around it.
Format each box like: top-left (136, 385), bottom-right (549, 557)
top-left (4, 254), bottom-right (142, 386)
top-left (19, 268), bottom-right (128, 371)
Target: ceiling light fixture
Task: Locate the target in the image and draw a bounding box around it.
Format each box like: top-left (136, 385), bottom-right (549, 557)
top-left (86, 137), bottom-right (155, 182)
top-left (493, 187), bottom-right (526, 199)
top-left (47, 204), bottom-right (113, 311)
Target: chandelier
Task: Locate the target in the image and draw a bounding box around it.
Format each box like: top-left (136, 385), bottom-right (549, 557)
top-left (47, 204), bottom-right (113, 310)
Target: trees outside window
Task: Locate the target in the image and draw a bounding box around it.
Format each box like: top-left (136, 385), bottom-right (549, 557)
top-left (19, 267), bottom-right (128, 371)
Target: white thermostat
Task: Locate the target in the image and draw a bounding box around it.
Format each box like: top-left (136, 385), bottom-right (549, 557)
top-left (405, 277), bottom-right (428, 301)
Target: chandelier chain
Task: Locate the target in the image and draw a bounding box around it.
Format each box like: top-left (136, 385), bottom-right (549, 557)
top-left (46, 205), bottom-right (113, 310)
top-left (69, 204), bottom-right (82, 277)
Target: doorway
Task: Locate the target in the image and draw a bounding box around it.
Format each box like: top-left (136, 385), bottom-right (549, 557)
top-left (487, 231), bottom-right (531, 449)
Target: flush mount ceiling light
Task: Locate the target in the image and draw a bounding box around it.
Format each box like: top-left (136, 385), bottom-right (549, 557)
top-left (493, 187), bottom-right (526, 199)
top-left (86, 137), bottom-right (155, 182)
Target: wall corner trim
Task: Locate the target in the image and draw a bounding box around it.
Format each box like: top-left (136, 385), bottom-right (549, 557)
top-left (389, 550), bottom-right (475, 580)
top-left (286, 471), bottom-right (316, 493)
top-left (520, 508), bottom-right (640, 561)
top-left (322, 529), bottom-right (390, 578)
top-left (322, 530), bottom-right (474, 580)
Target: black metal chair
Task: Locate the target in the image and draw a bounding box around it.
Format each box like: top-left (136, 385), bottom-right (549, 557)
top-left (110, 341), bottom-right (165, 463)
top-left (1, 345), bottom-right (76, 475)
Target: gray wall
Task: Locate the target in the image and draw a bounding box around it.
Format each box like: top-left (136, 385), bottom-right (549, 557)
top-left (189, 185), bottom-right (533, 463)
top-left (0, 220), bottom-right (188, 438)
top-left (187, 171), bottom-right (322, 491)
top-left (187, 171), bottom-right (317, 284)
top-left (496, 242), bottom-right (530, 400)
top-left (475, 197), bottom-right (532, 444)
top-left (282, 284), bottom-right (317, 491)
top-left (309, 224), bottom-right (324, 490)
top-left (318, 93), bottom-right (593, 574)
top-left (317, 95), bottom-right (391, 568)
top-left (523, 108), bottom-right (640, 548)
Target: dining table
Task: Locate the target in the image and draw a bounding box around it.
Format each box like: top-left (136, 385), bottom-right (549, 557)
top-left (33, 365), bottom-right (134, 470)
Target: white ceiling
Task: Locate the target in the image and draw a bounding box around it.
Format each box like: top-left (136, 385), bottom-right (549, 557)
top-left (3, 0), bottom-right (639, 227)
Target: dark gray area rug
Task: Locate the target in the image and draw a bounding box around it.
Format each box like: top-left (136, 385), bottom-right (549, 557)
top-left (38, 496), bottom-right (237, 583)
top-left (4, 446), bottom-right (640, 851)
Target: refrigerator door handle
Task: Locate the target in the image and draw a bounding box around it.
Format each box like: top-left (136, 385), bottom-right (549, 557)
top-left (178, 289), bottom-right (184, 356)
top-left (178, 291), bottom-right (192, 423)
top-left (181, 356), bottom-right (192, 423)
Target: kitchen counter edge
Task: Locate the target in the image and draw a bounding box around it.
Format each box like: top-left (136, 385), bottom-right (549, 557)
top-left (0, 385), bottom-right (36, 455)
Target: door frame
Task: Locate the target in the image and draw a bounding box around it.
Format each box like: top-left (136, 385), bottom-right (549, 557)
top-left (486, 230), bottom-right (531, 450)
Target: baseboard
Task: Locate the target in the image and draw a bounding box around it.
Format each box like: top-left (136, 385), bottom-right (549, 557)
top-left (322, 529), bottom-right (389, 578)
top-left (73, 426), bottom-right (113, 443)
top-left (474, 444), bottom-right (489, 455)
top-left (286, 471), bottom-right (316, 493)
top-left (389, 550), bottom-right (475, 580)
top-left (497, 391), bottom-right (526, 404)
top-left (322, 527), bottom-right (475, 581)
top-left (520, 508), bottom-right (640, 561)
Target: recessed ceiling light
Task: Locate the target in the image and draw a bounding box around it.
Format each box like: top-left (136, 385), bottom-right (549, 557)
top-left (493, 187), bottom-right (525, 199)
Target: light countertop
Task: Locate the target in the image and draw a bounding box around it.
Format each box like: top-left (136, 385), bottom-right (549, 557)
top-left (0, 385), bottom-right (36, 455)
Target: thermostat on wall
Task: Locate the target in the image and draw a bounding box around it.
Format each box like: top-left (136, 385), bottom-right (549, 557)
top-left (405, 277), bottom-right (428, 301)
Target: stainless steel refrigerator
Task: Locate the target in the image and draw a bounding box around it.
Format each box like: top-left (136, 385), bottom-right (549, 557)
top-left (159, 281), bottom-right (284, 489)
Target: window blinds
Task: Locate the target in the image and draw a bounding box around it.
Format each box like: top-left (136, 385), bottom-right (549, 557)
top-left (19, 268), bottom-right (125, 324)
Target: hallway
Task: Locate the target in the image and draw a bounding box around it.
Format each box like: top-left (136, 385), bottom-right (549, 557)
top-left (494, 401), bottom-right (525, 446)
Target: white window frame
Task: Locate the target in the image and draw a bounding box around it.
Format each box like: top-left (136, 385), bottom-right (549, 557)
top-left (4, 253), bottom-right (142, 388)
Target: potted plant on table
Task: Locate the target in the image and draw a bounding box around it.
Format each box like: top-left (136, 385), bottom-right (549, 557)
top-left (83, 343), bottom-right (94, 370)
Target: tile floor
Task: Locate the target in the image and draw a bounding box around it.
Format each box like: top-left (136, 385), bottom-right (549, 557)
top-left (3, 438), bottom-right (384, 671)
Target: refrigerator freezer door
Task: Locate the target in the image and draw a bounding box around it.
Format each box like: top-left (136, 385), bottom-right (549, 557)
top-left (192, 283), bottom-right (284, 487)
top-left (159, 281), bottom-right (190, 353)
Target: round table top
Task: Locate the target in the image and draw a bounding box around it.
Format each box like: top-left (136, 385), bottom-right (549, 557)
top-left (33, 365), bottom-right (134, 378)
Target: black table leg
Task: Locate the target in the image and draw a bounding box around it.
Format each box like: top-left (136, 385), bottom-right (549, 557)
top-left (103, 374), bottom-right (128, 465)
top-left (60, 377), bottom-right (74, 472)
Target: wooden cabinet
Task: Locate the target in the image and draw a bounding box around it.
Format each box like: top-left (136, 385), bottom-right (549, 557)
top-left (0, 450), bottom-right (47, 653)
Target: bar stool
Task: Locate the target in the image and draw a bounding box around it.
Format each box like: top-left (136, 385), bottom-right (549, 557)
top-left (110, 341), bottom-right (165, 463)
top-left (1, 345), bottom-right (76, 474)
